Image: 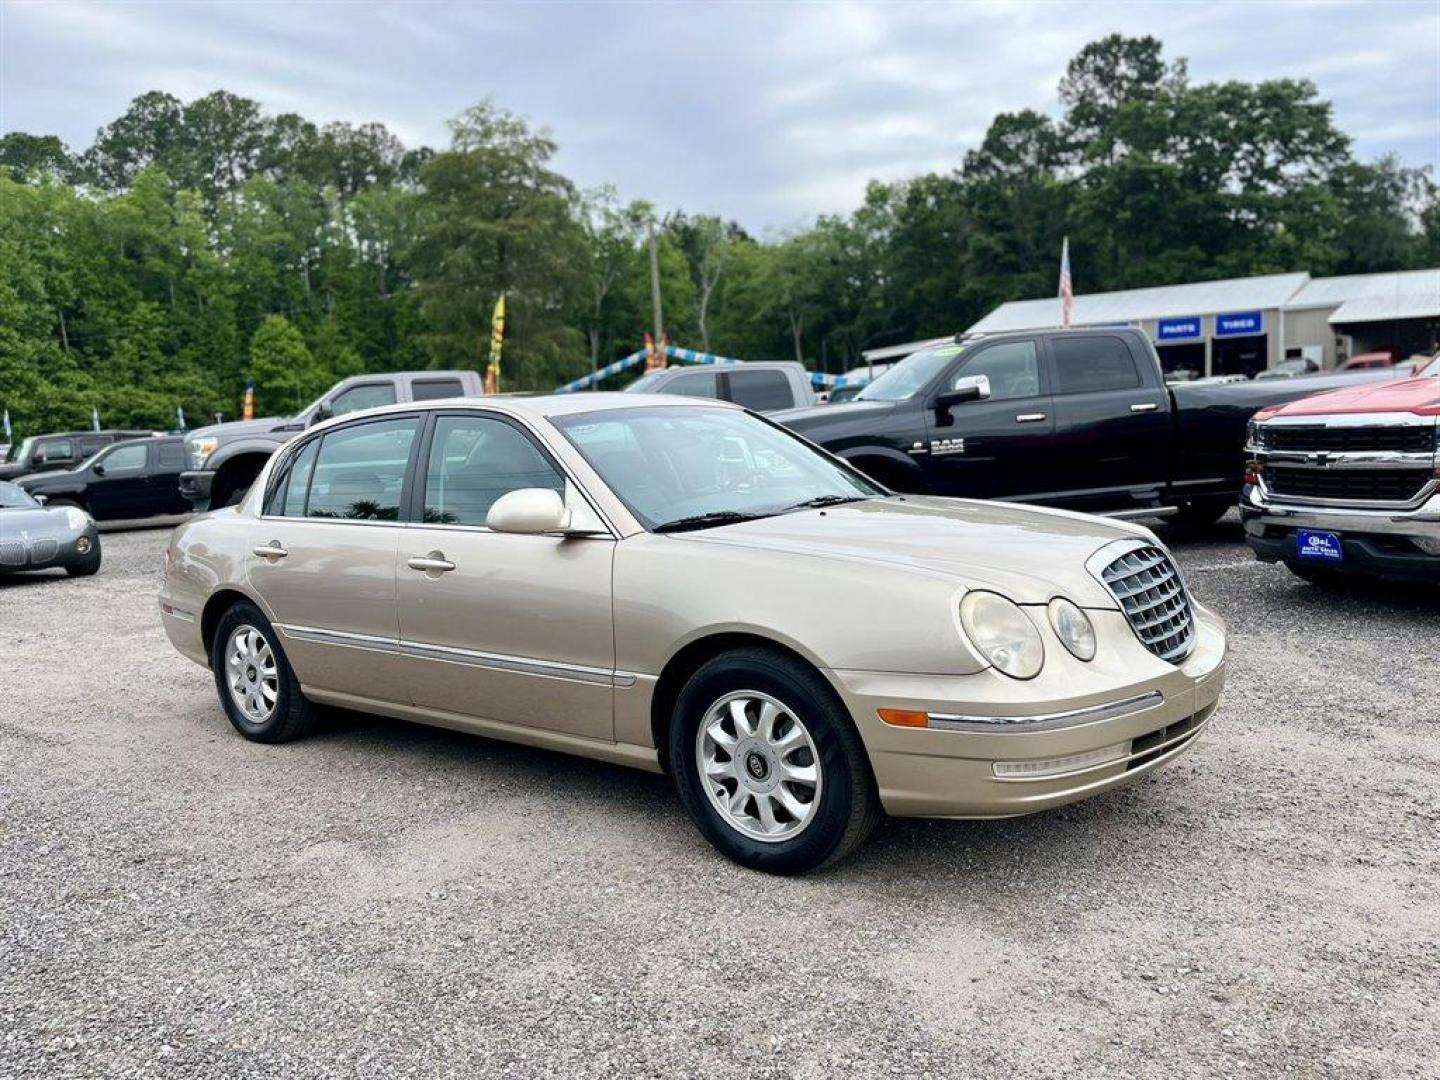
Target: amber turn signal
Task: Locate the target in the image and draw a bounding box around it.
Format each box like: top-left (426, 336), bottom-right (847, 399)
top-left (878, 708), bottom-right (930, 728)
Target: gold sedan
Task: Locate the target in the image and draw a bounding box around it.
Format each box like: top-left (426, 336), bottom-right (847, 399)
top-left (160, 394), bottom-right (1227, 872)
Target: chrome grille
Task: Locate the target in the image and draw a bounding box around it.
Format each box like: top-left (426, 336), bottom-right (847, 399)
top-left (1265, 466), bottom-right (1430, 503)
top-left (30, 538), bottom-right (58, 562)
top-left (0, 540), bottom-right (25, 566)
top-left (1099, 545), bottom-right (1195, 663)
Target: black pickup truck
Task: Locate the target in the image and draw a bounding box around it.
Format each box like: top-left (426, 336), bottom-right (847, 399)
top-left (774, 327), bottom-right (1402, 525)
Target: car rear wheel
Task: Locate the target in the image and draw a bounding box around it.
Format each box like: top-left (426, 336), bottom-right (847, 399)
top-left (669, 647), bottom-right (881, 873)
top-left (210, 601), bottom-right (316, 743)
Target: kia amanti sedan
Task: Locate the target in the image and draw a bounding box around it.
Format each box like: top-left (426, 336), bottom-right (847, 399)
top-left (160, 394), bottom-right (1227, 872)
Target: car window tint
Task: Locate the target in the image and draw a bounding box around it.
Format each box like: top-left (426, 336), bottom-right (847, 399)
top-left (157, 441), bottom-right (186, 469)
top-left (1051, 336), bottom-right (1142, 394)
top-left (306, 418), bottom-right (417, 520)
top-left (38, 438), bottom-right (73, 462)
top-left (727, 370), bottom-right (794, 411)
top-left (423, 415), bottom-right (564, 526)
top-left (955, 341), bottom-right (1041, 401)
top-left (330, 383), bottom-right (397, 417)
top-left (102, 443), bottom-right (147, 474)
top-left (661, 371), bottom-right (719, 399)
top-left (412, 378), bottom-right (465, 402)
top-left (268, 438), bottom-right (319, 517)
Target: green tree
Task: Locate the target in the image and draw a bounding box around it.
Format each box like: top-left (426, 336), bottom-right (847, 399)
top-left (248, 314), bottom-right (326, 415)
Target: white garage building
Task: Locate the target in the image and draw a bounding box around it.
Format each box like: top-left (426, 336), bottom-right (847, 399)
top-left (862, 267), bottom-right (1440, 379)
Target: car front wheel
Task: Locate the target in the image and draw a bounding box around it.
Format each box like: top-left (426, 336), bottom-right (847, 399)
top-left (210, 601), bottom-right (316, 743)
top-left (670, 647), bottom-right (881, 873)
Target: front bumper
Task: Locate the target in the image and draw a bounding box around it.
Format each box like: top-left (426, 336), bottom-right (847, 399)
top-left (179, 470), bottom-right (214, 512)
top-left (829, 605), bottom-right (1227, 818)
top-left (0, 526), bottom-right (100, 574)
top-left (1240, 483), bottom-right (1440, 582)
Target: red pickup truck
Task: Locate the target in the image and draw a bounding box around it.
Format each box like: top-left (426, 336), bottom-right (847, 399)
top-left (1242, 355), bottom-right (1440, 584)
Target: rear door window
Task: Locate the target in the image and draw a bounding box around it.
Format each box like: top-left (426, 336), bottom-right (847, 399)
top-left (412, 378), bottom-right (466, 402)
top-left (330, 383), bottom-right (398, 417)
top-left (660, 371), bottom-right (720, 399)
top-left (726, 370), bottom-right (795, 411)
top-left (156, 441), bottom-right (186, 469)
top-left (1050, 336), bottom-right (1143, 395)
top-left (305, 418), bottom-right (418, 520)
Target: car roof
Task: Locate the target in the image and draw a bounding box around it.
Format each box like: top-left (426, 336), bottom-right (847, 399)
top-left (309, 392), bottom-right (744, 431)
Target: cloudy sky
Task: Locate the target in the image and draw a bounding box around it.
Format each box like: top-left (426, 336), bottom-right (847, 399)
top-left (2, 0), bottom-right (1437, 231)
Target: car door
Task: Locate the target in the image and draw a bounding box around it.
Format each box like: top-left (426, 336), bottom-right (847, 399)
top-left (151, 439), bottom-right (191, 514)
top-left (1045, 333), bottom-right (1170, 510)
top-left (922, 337), bottom-right (1055, 501)
top-left (86, 441), bottom-right (150, 517)
top-left (246, 415), bottom-right (421, 705)
top-left (395, 410), bottom-right (617, 742)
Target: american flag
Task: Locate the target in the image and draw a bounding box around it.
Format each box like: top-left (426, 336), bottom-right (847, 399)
top-left (1058, 236), bottom-right (1073, 329)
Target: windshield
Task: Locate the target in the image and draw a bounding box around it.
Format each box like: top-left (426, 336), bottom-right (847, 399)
top-left (552, 404), bottom-right (882, 530)
top-left (0, 481), bottom-right (39, 509)
top-left (6, 438), bottom-right (33, 464)
top-left (856, 343), bottom-right (963, 401)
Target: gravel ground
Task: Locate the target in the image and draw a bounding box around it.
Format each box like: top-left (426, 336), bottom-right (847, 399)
top-left (2, 516), bottom-right (1436, 1079)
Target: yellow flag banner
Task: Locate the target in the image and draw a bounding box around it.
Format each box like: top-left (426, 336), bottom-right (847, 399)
top-left (485, 294), bottom-right (505, 395)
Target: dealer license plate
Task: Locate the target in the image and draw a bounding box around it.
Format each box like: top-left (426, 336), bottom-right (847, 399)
top-left (1296, 529), bottom-right (1343, 563)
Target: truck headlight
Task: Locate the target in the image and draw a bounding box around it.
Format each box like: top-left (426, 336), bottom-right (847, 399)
top-left (1047, 598), bottom-right (1097, 661)
top-left (960, 591), bottom-right (1044, 680)
top-left (188, 436), bottom-right (219, 470)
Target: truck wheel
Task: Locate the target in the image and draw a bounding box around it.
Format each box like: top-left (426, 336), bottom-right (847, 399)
top-left (669, 647), bottom-right (881, 874)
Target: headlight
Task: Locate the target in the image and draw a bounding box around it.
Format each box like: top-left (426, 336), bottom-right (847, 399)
top-left (188, 436), bottom-right (219, 470)
top-left (1246, 420), bottom-right (1265, 449)
top-left (65, 507), bottom-right (90, 530)
top-left (960, 591), bottom-right (1044, 680)
top-left (1047, 597), bottom-right (1096, 661)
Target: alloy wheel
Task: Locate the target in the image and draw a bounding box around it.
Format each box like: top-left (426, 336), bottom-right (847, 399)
top-left (225, 624), bottom-right (279, 724)
top-left (695, 690), bottom-right (822, 843)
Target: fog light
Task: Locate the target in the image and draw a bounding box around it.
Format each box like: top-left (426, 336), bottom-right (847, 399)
top-left (992, 742), bottom-right (1129, 780)
top-left (75, 536), bottom-right (92, 554)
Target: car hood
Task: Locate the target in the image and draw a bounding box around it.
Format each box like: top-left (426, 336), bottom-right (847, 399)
top-left (187, 416), bottom-right (292, 441)
top-left (17, 466), bottom-right (82, 490)
top-left (1262, 375), bottom-right (1440, 417)
top-left (0, 506), bottom-right (83, 537)
top-left (681, 495), bottom-right (1145, 607)
top-left (770, 399), bottom-right (899, 432)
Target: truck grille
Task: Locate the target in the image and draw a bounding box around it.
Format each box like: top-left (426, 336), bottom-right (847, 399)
top-left (1263, 425), bottom-right (1435, 454)
top-left (1099, 545), bottom-right (1195, 663)
top-left (1265, 466), bottom-right (1431, 503)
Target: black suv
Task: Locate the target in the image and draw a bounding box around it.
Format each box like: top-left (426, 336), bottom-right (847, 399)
top-left (0, 429), bottom-right (156, 482)
top-left (18, 436), bottom-right (192, 521)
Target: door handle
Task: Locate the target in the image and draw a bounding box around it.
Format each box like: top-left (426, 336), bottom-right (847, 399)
top-left (252, 542), bottom-right (287, 559)
top-left (1130, 402), bottom-right (1160, 413)
top-left (407, 554), bottom-right (456, 573)
top-left (1015, 413), bottom-right (1047, 423)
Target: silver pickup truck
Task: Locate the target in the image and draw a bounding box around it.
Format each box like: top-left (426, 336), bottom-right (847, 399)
top-left (181, 371), bottom-right (483, 510)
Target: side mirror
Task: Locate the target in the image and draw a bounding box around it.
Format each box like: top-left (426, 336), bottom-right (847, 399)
top-left (486, 488), bottom-right (572, 534)
top-left (309, 403), bottom-right (334, 427)
top-left (92, 463), bottom-right (106, 476)
top-left (935, 374), bottom-right (991, 417)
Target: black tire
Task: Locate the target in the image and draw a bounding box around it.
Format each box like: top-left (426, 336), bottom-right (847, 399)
top-left (64, 539), bottom-right (102, 577)
top-left (209, 600), bottom-right (316, 743)
top-left (669, 647), bottom-right (882, 874)
top-left (1171, 498), bottom-right (1232, 529)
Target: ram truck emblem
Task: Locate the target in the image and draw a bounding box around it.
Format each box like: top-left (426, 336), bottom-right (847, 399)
top-left (929, 438), bottom-right (965, 457)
